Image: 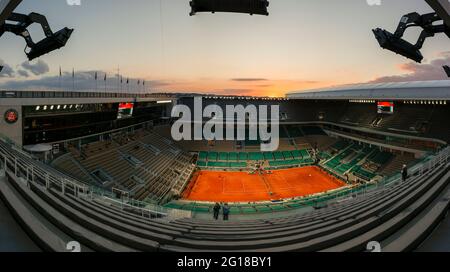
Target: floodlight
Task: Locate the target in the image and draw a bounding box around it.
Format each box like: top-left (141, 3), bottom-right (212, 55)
top-left (373, 28), bottom-right (424, 63)
top-left (443, 65), bottom-right (450, 77)
top-left (190, 0), bottom-right (269, 16)
top-left (1, 10), bottom-right (73, 60)
top-left (373, 12), bottom-right (449, 62)
top-left (26, 27), bottom-right (73, 60)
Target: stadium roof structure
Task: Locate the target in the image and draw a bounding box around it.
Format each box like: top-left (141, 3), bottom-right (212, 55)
top-left (287, 80), bottom-right (450, 100)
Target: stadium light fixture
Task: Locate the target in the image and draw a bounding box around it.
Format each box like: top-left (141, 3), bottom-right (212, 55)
top-left (373, 12), bottom-right (450, 63)
top-left (157, 100), bottom-right (172, 104)
top-left (189, 0), bottom-right (269, 16)
top-left (373, 28), bottom-right (424, 63)
top-left (1, 11), bottom-right (73, 60)
top-left (25, 27), bottom-right (73, 61)
top-left (443, 65), bottom-right (450, 77)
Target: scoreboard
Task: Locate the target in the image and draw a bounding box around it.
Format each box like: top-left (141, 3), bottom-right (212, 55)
top-left (377, 102), bottom-right (394, 114)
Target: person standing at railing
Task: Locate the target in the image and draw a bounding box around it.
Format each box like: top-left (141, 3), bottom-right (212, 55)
top-left (213, 202), bottom-right (221, 220)
top-left (223, 203), bottom-right (230, 221)
top-left (402, 165), bottom-right (408, 182)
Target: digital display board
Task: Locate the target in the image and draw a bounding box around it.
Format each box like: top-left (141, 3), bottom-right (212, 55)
top-left (377, 101), bottom-right (394, 114)
top-left (117, 103), bottom-right (134, 119)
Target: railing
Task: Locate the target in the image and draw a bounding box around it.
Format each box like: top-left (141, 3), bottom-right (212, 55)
top-left (1, 130), bottom-right (448, 221)
top-left (0, 136), bottom-right (192, 220)
top-left (1, 137), bottom-right (89, 196)
top-left (338, 146), bottom-right (450, 200)
top-left (0, 90), bottom-right (175, 99)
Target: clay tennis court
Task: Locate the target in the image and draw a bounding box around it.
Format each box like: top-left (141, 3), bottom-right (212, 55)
top-left (182, 166), bottom-right (346, 202)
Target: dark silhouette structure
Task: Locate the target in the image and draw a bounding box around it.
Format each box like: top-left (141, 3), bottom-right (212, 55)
top-left (443, 65), bottom-right (450, 77)
top-left (373, 0), bottom-right (450, 63)
top-left (0, 0), bottom-right (73, 60)
top-left (190, 0), bottom-right (269, 16)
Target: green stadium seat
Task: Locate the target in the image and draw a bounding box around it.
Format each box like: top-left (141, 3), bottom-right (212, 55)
top-left (208, 161), bottom-right (229, 168)
top-left (319, 151), bottom-right (332, 160)
top-left (255, 206), bottom-right (272, 213)
top-left (291, 150), bottom-right (302, 159)
top-left (208, 152), bottom-right (218, 161)
top-left (283, 151), bottom-right (293, 160)
top-left (193, 206), bottom-right (211, 213)
top-left (287, 202), bottom-right (303, 208)
top-left (352, 165), bottom-right (377, 181)
top-left (274, 151), bottom-right (284, 160)
top-left (164, 202), bottom-right (184, 209)
top-left (197, 161), bottom-right (207, 167)
top-left (182, 203), bottom-right (196, 210)
top-left (242, 207), bottom-right (257, 214)
top-left (228, 152), bottom-right (238, 161)
top-left (219, 152), bottom-right (228, 161)
top-left (303, 158), bottom-right (314, 164)
top-left (271, 205), bottom-right (288, 211)
top-left (198, 151), bottom-right (208, 161)
top-left (248, 152), bottom-right (264, 161)
top-left (239, 152), bottom-right (248, 161)
top-left (245, 139), bottom-right (260, 146)
top-left (229, 162), bottom-right (247, 168)
top-left (263, 152), bottom-right (274, 160)
top-left (230, 207), bottom-right (241, 214)
top-left (268, 161), bottom-right (278, 167)
top-left (300, 149), bottom-right (310, 159)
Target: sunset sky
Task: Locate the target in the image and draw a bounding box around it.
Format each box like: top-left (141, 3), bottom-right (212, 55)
top-left (1, 0), bottom-right (449, 97)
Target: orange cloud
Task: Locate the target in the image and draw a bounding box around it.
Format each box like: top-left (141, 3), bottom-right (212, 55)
top-left (370, 51), bottom-right (450, 83)
top-left (155, 77), bottom-right (329, 97)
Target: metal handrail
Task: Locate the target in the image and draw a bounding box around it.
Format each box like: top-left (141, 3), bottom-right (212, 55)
top-left (0, 90), bottom-right (175, 99)
top-left (1, 132), bottom-right (448, 220)
top-left (0, 137), bottom-right (190, 220)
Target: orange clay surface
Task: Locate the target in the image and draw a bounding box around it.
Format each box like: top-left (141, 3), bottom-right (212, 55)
top-left (182, 166), bottom-right (346, 202)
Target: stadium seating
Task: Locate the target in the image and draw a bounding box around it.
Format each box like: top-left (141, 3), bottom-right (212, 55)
top-left (1, 137), bottom-right (449, 252)
top-left (195, 138), bottom-right (399, 184)
top-left (318, 141), bottom-right (396, 182)
top-left (286, 126), bottom-right (304, 138)
top-left (177, 97), bottom-right (450, 143)
top-left (52, 129), bottom-right (195, 203)
top-left (196, 149), bottom-right (313, 170)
